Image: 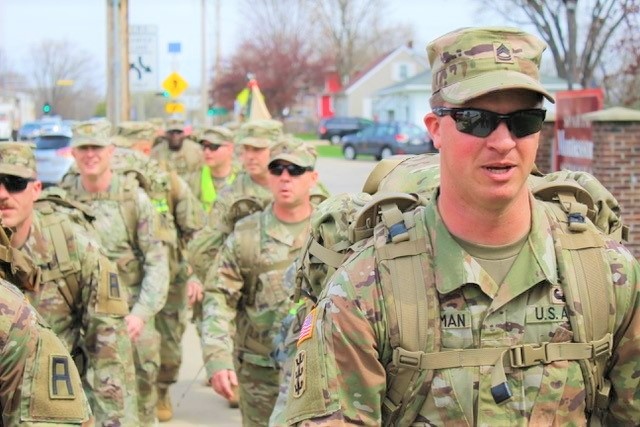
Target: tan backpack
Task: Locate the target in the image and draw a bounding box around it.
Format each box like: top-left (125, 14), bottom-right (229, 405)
top-left (293, 166), bottom-right (624, 424)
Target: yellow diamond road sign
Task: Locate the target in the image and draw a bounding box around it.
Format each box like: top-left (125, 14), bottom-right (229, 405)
top-left (165, 102), bottom-right (185, 113)
top-left (162, 72), bottom-right (188, 98)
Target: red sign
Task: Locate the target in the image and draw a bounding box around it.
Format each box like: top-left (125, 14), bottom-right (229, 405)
top-left (553, 89), bottom-right (604, 172)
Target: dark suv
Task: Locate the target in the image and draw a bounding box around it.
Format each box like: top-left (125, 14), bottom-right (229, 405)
top-left (317, 116), bottom-right (373, 144)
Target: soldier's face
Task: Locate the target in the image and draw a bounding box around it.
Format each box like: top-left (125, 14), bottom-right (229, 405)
top-left (201, 140), bottom-right (233, 168)
top-left (241, 145), bottom-right (270, 178)
top-left (166, 130), bottom-right (184, 149)
top-left (267, 161), bottom-right (318, 209)
top-left (72, 145), bottom-right (115, 179)
top-left (0, 175), bottom-right (41, 229)
top-left (425, 89), bottom-right (541, 211)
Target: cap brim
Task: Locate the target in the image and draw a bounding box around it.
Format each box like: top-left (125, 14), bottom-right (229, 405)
top-left (269, 154), bottom-right (313, 168)
top-left (238, 137), bottom-right (271, 148)
top-left (1, 165), bottom-right (34, 178)
top-left (71, 137), bottom-right (112, 148)
top-left (439, 70), bottom-right (555, 104)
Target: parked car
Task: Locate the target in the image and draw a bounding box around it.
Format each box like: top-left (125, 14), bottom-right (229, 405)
top-left (18, 121), bottom-right (44, 140)
top-left (342, 121), bottom-right (435, 161)
top-left (317, 116), bottom-right (373, 144)
top-left (33, 126), bottom-right (74, 187)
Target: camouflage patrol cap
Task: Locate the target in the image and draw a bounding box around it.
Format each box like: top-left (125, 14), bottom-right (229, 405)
top-left (236, 119), bottom-right (283, 148)
top-left (112, 121), bottom-right (157, 147)
top-left (198, 126), bottom-right (234, 145)
top-left (166, 118), bottom-right (185, 132)
top-left (71, 119), bottom-right (112, 147)
top-left (269, 137), bottom-right (317, 169)
top-left (0, 142), bottom-right (37, 178)
top-left (428, 26), bottom-right (555, 104)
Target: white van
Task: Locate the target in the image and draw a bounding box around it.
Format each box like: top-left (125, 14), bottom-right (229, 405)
top-left (0, 104), bottom-right (15, 140)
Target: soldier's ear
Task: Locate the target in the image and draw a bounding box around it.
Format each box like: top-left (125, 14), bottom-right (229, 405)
top-left (424, 112), bottom-right (442, 151)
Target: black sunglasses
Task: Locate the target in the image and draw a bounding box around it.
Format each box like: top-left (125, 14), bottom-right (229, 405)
top-left (201, 143), bottom-right (222, 151)
top-left (433, 107), bottom-right (546, 138)
top-left (0, 175), bottom-right (34, 193)
top-left (268, 163), bottom-right (313, 177)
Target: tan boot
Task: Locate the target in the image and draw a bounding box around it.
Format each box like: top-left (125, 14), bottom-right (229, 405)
top-left (156, 387), bottom-right (173, 422)
top-left (228, 384), bottom-right (239, 409)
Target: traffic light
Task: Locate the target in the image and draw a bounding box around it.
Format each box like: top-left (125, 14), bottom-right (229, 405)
top-left (207, 105), bottom-right (215, 116)
top-left (42, 102), bottom-right (51, 114)
top-left (162, 90), bottom-right (170, 98)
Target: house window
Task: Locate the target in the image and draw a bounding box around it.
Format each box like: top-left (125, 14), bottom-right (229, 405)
top-left (399, 64), bottom-right (409, 80)
top-left (394, 63), bottom-right (414, 81)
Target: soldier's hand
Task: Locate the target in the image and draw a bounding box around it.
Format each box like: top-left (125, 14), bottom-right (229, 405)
top-left (125, 314), bottom-right (145, 341)
top-left (211, 369), bottom-right (238, 400)
top-left (187, 280), bottom-right (204, 306)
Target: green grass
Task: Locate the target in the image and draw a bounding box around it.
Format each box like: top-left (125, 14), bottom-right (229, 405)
top-left (315, 144), bottom-right (343, 158)
top-left (294, 132), bottom-right (316, 141)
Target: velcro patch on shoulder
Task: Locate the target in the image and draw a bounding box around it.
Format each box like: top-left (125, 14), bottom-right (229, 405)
top-left (297, 308), bottom-right (317, 347)
top-left (29, 329), bottom-right (87, 421)
top-left (96, 257), bottom-right (129, 316)
top-left (292, 350), bottom-right (307, 398)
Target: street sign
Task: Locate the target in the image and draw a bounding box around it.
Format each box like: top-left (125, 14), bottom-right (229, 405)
top-left (129, 25), bottom-right (158, 92)
top-left (162, 72), bottom-right (189, 98)
top-left (165, 102), bottom-right (185, 114)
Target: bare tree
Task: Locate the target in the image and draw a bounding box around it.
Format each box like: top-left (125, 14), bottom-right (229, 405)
top-left (214, 0), bottom-right (328, 116)
top-left (28, 40), bottom-right (102, 119)
top-left (308, 0), bottom-right (414, 84)
top-left (478, 0), bottom-right (639, 90)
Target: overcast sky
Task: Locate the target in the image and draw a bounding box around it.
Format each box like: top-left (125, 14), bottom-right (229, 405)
top-left (1, 0), bottom-right (500, 94)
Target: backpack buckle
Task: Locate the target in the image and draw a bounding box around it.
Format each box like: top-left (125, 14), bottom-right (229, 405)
top-left (509, 343), bottom-right (549, 368)
top-left (392, 347), bottom-right (423, 370)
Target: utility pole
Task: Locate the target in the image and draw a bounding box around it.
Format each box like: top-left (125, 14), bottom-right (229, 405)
top-left (107, 0), bottom-right (130, 125)
top-left (201, 0), bottom-right (208, 125)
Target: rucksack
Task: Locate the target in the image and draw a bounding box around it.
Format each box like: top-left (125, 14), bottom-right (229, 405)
top-left (61, 158), bottom-right (181, 279)
top-left (34, 187), bottom-right (99, 310)
top-left (292, 162), bottom-right (625, 425)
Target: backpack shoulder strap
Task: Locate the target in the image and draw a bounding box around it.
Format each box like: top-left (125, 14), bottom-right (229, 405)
top-left (538, 198), bottom-right (615, 420)
top-left (38, 212), bottom-right (82, 310)
top-left (369, 201), bottom-right (441, 426)
top-left (234, 213), bottom-right (263, 307)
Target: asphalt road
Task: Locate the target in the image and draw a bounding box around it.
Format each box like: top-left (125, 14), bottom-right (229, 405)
top-left (164, 156), bottom-right (378, 426)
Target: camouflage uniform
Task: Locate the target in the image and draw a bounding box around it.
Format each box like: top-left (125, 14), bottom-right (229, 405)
top-left (150, 118), bottom-right (203, 179)
top-left (61, 121), bottom-right (170, 426)
top-left (0, 142), bottom-right (138, 426)
top-left (23, 211), bottom-right (140, 427)
top-left (283, 27), bottom-right (640, 426)
top-left (184, 125), bottom-right (241, 214)
top-left (112, 121), bottom-right (206, 421)
top-left (200, 140), bottom-right (319, 426)
top-left (189, 123), bottom-right (329, 285)
top-left (0, 225), bottom-right (92, 426)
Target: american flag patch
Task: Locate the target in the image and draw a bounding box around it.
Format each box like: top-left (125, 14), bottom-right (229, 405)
top-left (297, 308), bottom-right (317, 347)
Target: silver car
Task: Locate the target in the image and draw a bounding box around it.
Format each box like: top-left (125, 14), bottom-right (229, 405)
top-left (33, 126), bottom-right (74, 186)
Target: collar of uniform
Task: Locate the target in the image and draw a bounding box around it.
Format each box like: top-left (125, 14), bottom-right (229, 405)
top-left (425, 193), bottom-right (558, 296)
top-left (263, 204), bottom-right (310, 248)
top-left (22, 212), bottom-right (54, 266)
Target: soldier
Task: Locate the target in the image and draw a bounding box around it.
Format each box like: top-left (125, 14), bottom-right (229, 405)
top-left (200, 139), bottom-right (319, 426)
top-left (0, 142), bottom-right (138, 426)
top-left (186, 125), bottom-right (240, 214)
top-left (284, 27), bottom-right (640, 425)
top-left (188, 120), bottom-right (329, 287)
top-left (150, 118), bottom-right (202, 179)
top-left (60, 120), bottom-right (170, 427)
top-left (111, 120), bottom-right (206, 422)
top-left (0, 219), bottom-right (93, 426)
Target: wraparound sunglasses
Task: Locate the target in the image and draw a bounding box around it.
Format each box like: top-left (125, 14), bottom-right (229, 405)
top-left (433, 107), bottom-right (546, 138)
